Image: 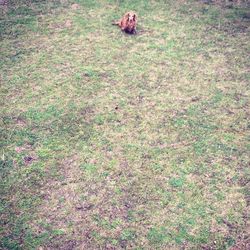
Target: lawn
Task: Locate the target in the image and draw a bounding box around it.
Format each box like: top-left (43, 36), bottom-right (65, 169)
top-left (0, 0), bottom-right (249, 249)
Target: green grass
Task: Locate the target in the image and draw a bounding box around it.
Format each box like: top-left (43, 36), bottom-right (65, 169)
top-left (1, 0), bottom-right (249, 249)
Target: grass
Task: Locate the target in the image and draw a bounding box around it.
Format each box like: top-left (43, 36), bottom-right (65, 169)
top-left (0, 0), bottom-right (249, 249)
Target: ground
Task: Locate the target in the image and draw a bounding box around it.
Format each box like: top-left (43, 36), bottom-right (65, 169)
top-left (0, 0), bottom-right (249, 249)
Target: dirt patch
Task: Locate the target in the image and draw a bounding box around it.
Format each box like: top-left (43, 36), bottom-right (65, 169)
top-left (23, 155), bottom-right (37, 165)
top-left (50, 19), bottom-right (73, 30)
top-left (12, 116), bottom-right (27, 128)
top-left (32, 155), bottom-right (116, 248)
top-left (80, 105), bottom-right (95, 123)
top-left (220, 21), bottom-right (250, 35)
top-left (230, 237), bottom-right (250, 250)
top-left (32, 155), bottom-right (91, 248)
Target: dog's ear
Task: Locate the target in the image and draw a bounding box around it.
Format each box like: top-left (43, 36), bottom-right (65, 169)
top-left (124, 12), bottom-right (130, 21)
top-left (133, 13), bottom-right (137, 21)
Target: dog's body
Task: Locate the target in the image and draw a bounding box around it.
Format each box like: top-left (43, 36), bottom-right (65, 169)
top-left (113, 11), bottom-right (137, 34)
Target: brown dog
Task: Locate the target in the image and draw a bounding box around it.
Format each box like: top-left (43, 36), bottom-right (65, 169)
top-left (113, 11), bottom-right (137, 34)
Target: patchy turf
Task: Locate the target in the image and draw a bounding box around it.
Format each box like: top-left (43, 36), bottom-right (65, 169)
top-left (0, 0), bottom-right (249, 249)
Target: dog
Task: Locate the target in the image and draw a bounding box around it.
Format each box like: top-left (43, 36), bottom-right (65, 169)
top-left (113, 11), bottom-right (137, 34)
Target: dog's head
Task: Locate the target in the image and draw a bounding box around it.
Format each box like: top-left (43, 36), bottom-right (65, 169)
top-left (125, 11), bottom-right (137, 24)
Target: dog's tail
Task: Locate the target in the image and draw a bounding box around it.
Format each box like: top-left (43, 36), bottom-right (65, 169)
top-left (112, 20), bottom-right (120, 26)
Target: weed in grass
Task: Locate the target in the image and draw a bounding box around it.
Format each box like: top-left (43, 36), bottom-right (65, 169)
top-left (79, 163), bottom-right (97, 174)
top-left (147, 227), bottom-right (169, 245)
top-left (169, 177), bottom-right (185, 189)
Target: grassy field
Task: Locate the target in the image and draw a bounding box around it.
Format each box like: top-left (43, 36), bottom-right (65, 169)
top-left (0, 0), bottom-right (249, 249)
